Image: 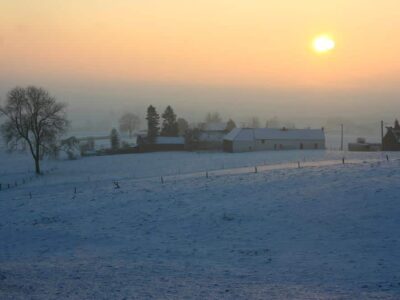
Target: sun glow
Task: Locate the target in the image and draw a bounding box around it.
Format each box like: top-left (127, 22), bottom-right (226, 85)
top-left (313, 35), bottom-right (335, 53)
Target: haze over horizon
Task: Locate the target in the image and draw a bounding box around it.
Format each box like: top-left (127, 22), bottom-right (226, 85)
top-left (1, 0), bottom-right (399, 129)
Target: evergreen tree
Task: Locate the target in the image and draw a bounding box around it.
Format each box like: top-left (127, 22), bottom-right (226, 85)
top-left (161, 105), bottom-right (179, 136)
top-left (226, 119), bottom-right (236, 131)
top-left (110, 128), bottom-right (120, 150)
top-left (395, 119), bottom-right (400, 130)
top-left (146, 105), bottom-right (160, 143)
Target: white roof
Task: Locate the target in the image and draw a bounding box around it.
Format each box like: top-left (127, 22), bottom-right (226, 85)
top-left (204, 122), bottom-right (227, 131)
top-left (224, 128), bottom-right (325, 141)
top-left (155, 136), bottom-right (184, 145)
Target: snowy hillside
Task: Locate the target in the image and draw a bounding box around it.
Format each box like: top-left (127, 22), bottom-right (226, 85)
top-left (1, 149), bottom-right (400, 299)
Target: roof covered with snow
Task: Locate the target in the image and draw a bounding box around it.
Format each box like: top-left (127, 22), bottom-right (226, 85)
top-left (224, 128), bottom-right (325, 142)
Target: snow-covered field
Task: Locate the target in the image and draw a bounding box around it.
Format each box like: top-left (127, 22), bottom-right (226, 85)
top-left (1, 148), bottom-right (400, 299)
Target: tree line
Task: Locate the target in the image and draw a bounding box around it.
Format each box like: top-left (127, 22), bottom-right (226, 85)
top-left (0, 85), bottom-right (296, 174)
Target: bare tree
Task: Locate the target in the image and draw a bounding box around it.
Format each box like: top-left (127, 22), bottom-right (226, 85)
top-left (60, 136), bottom-right (80, 160)
top-left (0, 86), bottom-right (68, 174)
top-left (177, 117), bottom-right (189, 136)
top-left (249, 116), bottom-right (260, 128)
top-left (119, 113), bottom-right (140, 138)
top-left (205, 112), bottom-right (222, 124)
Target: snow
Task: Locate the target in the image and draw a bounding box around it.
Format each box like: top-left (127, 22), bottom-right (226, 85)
top-left (224, 128), bottom-right (325, 142)
top-left (1, 148), bottom-right (400, 299)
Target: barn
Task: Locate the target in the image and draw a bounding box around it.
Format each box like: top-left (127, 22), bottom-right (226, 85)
top-left (223, 127), bottom-right (325, 153)
top-left (137, 134), bottom-right (185, 152)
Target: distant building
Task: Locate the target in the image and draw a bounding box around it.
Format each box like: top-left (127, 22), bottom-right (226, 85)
top-left (382, 120), bottom-right (400, 151)
top-left (223, 127), bottom-right (325, 153)
top-left (137, 132), bottom-right (185, 152)
top-left (78, 133), bottom-right (137, 154)
top-left (348, 137), bottom-right (381, 152)
top-left (198, 122), bottom-right (231, 150)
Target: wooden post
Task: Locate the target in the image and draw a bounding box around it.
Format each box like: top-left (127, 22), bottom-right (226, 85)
top-left (255, 166), bottom-right (258, 173)
top-left (342, 157), bottom-right (345, 164)
top-left (386, 155), bottom-right (389, 161)
top-left (161, 176), bottom-right (164, 184)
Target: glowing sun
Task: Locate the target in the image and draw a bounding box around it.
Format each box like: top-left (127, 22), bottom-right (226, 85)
top-left (313, 35), bottom-right (335, 53)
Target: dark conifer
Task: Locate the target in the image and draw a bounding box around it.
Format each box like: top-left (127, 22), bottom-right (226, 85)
top-left (146, 105), bottom-right (160, 143)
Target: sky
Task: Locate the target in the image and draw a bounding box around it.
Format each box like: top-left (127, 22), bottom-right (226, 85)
top-left (1, 0), bottom-right (399, 129)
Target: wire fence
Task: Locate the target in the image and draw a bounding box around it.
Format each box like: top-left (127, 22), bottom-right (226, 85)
top-left (1, 154), bottom-right (396, 199)
top-left (0, 167), bottom-right (58, 192)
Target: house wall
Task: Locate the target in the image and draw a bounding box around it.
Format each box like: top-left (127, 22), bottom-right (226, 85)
top-left (231, 140), bottom-right (257, 153)
top-left (199, 131), bottom-right (226, 142)
top-left (228, 139), bottom-right (325, 153)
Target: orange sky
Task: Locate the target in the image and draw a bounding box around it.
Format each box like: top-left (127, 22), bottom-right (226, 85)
top-left (1, 0), bottom-right (400, 89)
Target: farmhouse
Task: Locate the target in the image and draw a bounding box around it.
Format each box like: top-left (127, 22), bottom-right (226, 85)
top-left (382, 120), bottom-right (400, 151)
top-left (198, 122), bottom-right (231, 150)
top-left (223, 127), bottom-right (325, 153)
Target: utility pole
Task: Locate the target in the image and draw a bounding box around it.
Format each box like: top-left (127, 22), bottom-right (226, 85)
top-left (340, 124), bottom-right (344, 151)
top-left (381, 120), bottom-right (384, 151)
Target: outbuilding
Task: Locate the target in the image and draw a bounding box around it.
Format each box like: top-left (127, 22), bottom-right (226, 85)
top-left (223, 127), bottom-right (325, 153)
top-left (137, 134), bottom-right (185, 152)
